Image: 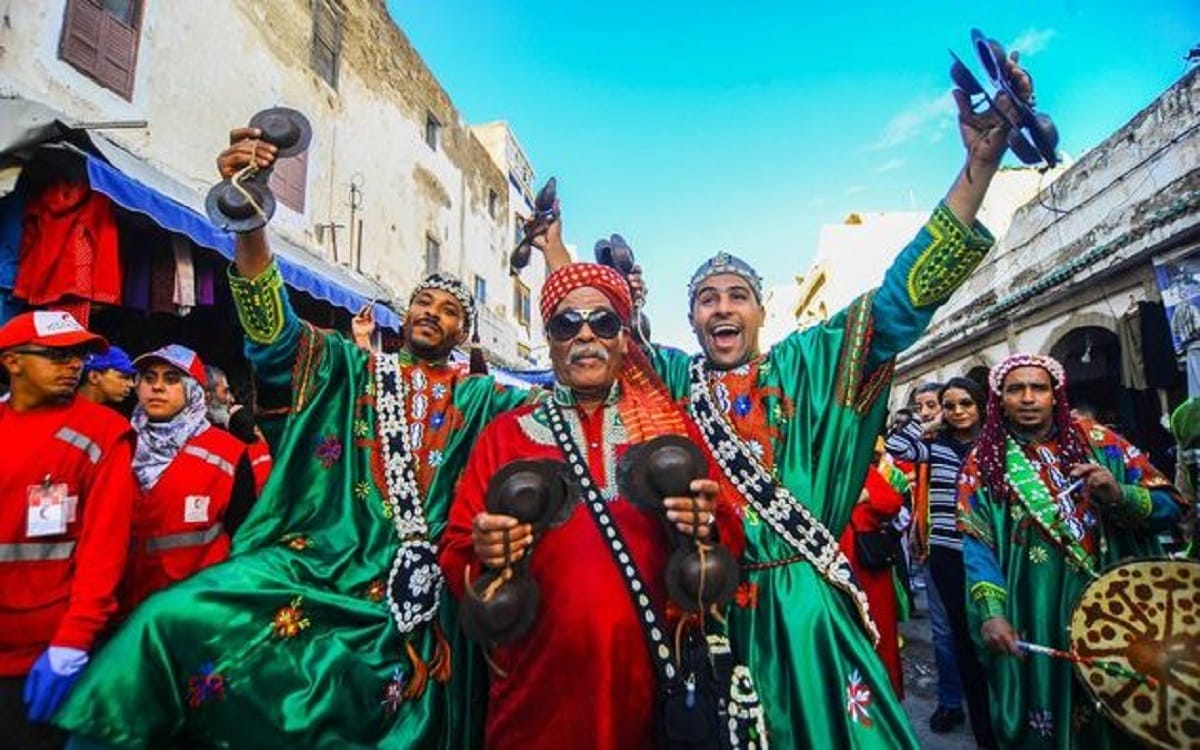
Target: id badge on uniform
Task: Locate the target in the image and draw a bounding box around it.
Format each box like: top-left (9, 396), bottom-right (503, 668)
top-left (184, 495), bottom-right (211, 524)
top-left (27, 482), bottom-right (69, 537)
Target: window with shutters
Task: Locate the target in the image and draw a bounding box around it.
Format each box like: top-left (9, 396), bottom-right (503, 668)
top-left (425, 235), bottom-right (441, 276)
top-left (425, 112), bottom-right (441, 151)
top-left (513, 279), bottom-right (531, 329)
top-left (269, 151), bottom-right (308, 214)
top-left (58, 0), bottom-right (143, 100)
top-left (311, 0), bottom-right (344, 90)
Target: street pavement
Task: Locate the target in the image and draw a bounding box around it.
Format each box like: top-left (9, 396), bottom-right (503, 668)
top-left (899, 586), bottom-right (977, 749)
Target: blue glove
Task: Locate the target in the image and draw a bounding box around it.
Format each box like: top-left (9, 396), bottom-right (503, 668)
top-left (23, 646), bottom-right (89, 722)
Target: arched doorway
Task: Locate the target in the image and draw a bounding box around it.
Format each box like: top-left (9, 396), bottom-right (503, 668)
top-left (1049, 327), bottom-right (1121, 425)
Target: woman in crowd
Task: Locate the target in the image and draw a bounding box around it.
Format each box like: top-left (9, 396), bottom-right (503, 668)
top-left (886, 376), bottom-right (995, 748)
top-left (121, 344), bottom-right (257, 613)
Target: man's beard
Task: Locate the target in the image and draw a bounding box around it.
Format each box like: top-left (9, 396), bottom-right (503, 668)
top-left (208, 402), bottom-right (231, 427)
top-left (404, 322), bottom-right (457, 362)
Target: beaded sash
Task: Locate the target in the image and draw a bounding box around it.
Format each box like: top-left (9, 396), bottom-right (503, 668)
top-left (541, 400), bottom-right (767, 748)
top-left (687, 356), bottom-right (879, 644)
top-left (375, 353), bottom-right (445, 636)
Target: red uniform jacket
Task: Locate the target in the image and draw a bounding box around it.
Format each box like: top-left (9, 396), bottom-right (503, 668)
top-left (246, 438), bottom-right (273, 496)
top-left (120, 427), bottom-right (247, 613)
top-left (0, 395), bottom-right (135, 676)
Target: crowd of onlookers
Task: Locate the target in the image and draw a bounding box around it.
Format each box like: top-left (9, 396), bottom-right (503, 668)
top-left (0, 310), bottom-right (271, 748)
top-left (848, 374), bottom-right (1195, 747)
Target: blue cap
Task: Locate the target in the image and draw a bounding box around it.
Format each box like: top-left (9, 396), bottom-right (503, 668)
top-left (83, 345), bottom-right (137, 376)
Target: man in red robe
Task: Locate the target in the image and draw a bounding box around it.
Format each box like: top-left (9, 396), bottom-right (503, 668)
top-left (440, 263), bottom-right (741, 750)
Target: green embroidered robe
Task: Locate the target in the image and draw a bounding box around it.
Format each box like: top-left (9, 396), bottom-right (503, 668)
top-left (55, 262), bottom-right (529, 749)
top-left (652, 203), bottom-right (993, 749)
top-left (958, 420), bottom-right (1185, 749)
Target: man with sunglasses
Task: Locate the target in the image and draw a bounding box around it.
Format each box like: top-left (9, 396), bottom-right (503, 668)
top-left (54, 129), bottom-right (546, 750)
top-left (441, 263), bottom-right (733, 750)
top-left (0, 311), bottom-right (136, 750)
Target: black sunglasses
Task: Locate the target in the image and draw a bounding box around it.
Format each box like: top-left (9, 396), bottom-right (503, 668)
top-left (546, 309), bottom-right (623, 342)
top-left (10, 346), bottom-right (88, 363)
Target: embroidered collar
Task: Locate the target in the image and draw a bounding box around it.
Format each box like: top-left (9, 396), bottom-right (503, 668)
top-left (552, 380), bottom-right (622, 408)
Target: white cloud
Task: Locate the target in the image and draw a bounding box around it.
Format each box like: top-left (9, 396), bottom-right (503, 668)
top-left (845, 184), bottom-right (870, 195)
top-left (866, 90), bottom-right (957, 151)
top-left (873, 157), bottom-right (907, 174)
top-left (1008, 28), bottom-right (1057, 58)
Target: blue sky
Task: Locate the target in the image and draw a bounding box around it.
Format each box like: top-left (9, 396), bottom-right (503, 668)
top-left (387, 1), bottom-right (1199, 349)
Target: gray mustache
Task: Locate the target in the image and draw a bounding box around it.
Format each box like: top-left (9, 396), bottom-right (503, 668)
top-left (568, 345), bottom-right (610, 364)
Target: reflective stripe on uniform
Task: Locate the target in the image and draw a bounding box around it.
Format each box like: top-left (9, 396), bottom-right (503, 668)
top-left (144, 523), bottom-right (224, 553)
top-left (0, 541), bottom-right (77, 562)
top-left (182, 445), bottom-right (235, 477)
top-left (54, 426), bottom-right (101, 464)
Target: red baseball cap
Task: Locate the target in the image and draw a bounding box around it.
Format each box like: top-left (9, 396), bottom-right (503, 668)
top-left (0, 311), bottom-right (109, 352)
top-left (133, 344), bottom-right (207, 385)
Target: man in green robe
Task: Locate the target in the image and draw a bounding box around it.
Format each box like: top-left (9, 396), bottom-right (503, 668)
top-left (958, 354), bottom-right (1185, 749)
top-left (53, 130), bottom-right (536, 748)
top-left (633, 56), bottom-right (1037, 749)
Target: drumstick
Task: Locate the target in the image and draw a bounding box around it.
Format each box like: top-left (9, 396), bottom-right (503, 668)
top-left (1016, 640), bottom-right (1159, 688)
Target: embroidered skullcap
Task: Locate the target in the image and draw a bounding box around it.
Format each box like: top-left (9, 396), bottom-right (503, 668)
top-left (688, 252), bottom-right (764, 306)
top-left (413, 272), bottom-right (475, 332)
top-left (988, 353), bottom-right (1066, 395)
top-left (540, 263), bottom-right (633, 325)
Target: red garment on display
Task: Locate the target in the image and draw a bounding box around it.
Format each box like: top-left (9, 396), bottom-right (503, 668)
top-left (0, 395), bottom-right (135, 676)
top-left (839, 464), bottom-right (905, 697)
top-left (120, 427), bottom-right (247, 613)
top-left (441, 402), bottom-right (741, 750)
top-left (15, 180), bottom-right (123, 325)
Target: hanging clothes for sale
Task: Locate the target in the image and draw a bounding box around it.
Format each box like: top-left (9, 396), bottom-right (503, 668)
top-left (171, 235), bottom-right (196, 315)
top-left (14, 177), bottom-right (123, 326)
top-left (0, 185), bottom-right (25, 325)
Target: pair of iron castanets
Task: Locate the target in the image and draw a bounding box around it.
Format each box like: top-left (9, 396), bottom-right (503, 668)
top-left (206, 107), bottom-right (312, 233)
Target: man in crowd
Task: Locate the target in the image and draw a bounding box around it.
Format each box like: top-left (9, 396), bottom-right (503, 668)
top-left (635, 53), bottom-right (1036, 748)
top-left (913, 381), bottom-right (943, 426)
top-left (440, 263), bottom-right (732, 749)
top-left (958, 354), bottom-right (1185, 748)
top-left (0, 311), bottom-right (136, 750)
top-left (76, 346), bottom-right (135, 409)
top-left (202, 364), bottom-right (234, 427)
top-left (54, 128), bottom-right (543, 748)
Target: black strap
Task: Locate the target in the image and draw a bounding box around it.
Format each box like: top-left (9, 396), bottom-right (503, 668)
top-left (540, 401), bottom-right (680, 684)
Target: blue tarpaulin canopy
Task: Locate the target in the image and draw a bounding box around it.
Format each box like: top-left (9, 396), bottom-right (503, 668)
top-left (80, 145), bottom-right (401, 330)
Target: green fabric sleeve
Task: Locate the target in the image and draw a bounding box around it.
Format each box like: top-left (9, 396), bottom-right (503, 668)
top-left (647, 343), bottom-right (693, 402)
top-left (867, 202), bottom-right (994, 370)
top-left (229, 260), bottom-right (303, 390)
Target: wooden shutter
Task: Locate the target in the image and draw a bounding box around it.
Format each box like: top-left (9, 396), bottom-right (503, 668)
top-left (59, 0), bottom-right (140, 100)
top-left (311, 0), bottom-right (342, 89)
top-left (269, 151), bottom-right (308, 214)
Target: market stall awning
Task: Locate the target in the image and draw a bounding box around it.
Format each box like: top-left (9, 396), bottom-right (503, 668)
top-left (80, 148), bottom-right (401, 330)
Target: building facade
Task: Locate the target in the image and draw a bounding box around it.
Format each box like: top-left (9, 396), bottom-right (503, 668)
top-left (890, 67), bottom-right (1200, 466)
top-left (0, 0), bottom-right (546, 365)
